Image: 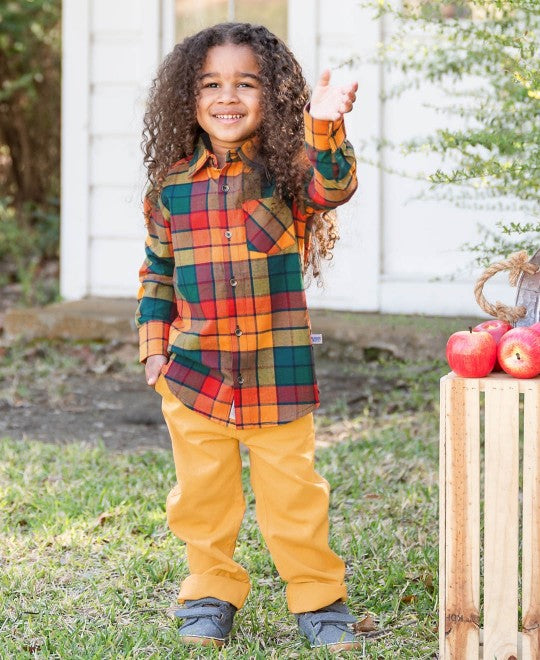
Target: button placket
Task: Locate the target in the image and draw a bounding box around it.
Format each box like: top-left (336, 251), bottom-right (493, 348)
top-left (233, 323), bottom-right (243, 385)
top-left (218, 176), bottom-right (243, 392)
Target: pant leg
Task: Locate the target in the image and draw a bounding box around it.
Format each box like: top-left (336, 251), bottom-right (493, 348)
top-left (239, 412), bottom-right (347, 613)
top-left (157, 374), bottom-right (251, 610)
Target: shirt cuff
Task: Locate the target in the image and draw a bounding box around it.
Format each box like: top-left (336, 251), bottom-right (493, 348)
top-left (304, 105), bottom-right (346, 153)
top-left (138, 320), bottom-right (170, 363)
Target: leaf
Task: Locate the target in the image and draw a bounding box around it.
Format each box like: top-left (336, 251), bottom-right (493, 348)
top-left (97, 512), bottom-right (114, 526)
top-left (422, 572), bottom-right (434, 590)
top-left (401, 594), bottom-right (417, 604)
top-left (410, 570), bottom-right (435, 591)
top-left (364, 492), bottom-right (382, 499)
top-left (353, 614), bottom-right (378, 632)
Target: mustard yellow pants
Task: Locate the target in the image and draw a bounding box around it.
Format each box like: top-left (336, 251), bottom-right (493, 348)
top-left (155, 373), bottom-right (347, 613)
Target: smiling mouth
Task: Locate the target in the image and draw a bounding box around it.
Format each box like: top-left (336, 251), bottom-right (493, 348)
top-left (213, 114), bottom-right (245, 121)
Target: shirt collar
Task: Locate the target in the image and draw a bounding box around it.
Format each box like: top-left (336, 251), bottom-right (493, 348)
top-left (186, 133), bottom-right (264, 177)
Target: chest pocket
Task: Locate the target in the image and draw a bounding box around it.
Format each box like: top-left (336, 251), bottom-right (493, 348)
top-left (243, 198), bottom-right (297, 255)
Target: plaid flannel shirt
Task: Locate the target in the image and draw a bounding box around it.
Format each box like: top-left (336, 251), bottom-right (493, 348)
top-left (136, 109), bottom-right (357, 429)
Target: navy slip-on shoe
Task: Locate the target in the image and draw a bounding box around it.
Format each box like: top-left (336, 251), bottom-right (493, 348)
top-left (174, 597), bottom-right (237, 647)
top-left (296, 601), bottom-right (362, 652)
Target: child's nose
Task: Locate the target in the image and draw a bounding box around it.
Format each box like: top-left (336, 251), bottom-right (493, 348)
top-left (217, 84), bottom-right (239, 103)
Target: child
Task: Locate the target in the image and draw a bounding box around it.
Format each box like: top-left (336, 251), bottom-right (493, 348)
top-left (136, 22), bottom-right (359, 652)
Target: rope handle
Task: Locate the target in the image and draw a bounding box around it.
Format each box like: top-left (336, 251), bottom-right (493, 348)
top-left (474, 250), bottom-right (539, 324)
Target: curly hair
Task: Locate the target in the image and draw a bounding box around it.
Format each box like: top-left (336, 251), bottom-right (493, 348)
top-left (141, 22), bottom-right (338, 287)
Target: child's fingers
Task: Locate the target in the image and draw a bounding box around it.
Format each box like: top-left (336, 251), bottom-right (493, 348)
top-left (339, 96), bottom-right (355, 114)
top-left (340, 83), bottom-right (358, 100)
top-left (145, 356), bottom-right (167, 386)
top-left (317, 69), bottom-right (332, 88)
top-left (343, 88), bottom-right (357, 108)
top-left (338, 98), bottom-right (353, 113)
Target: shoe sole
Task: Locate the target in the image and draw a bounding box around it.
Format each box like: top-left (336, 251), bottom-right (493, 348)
top-left (179, 635), bottom-right (225, 648)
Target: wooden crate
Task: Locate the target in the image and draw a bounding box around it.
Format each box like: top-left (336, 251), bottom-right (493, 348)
top-left (440, 372), bottom-right (540, 659)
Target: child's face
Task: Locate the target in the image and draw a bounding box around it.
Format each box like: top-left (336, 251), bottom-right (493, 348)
top-left (196, 43), bottom-right (263, 158)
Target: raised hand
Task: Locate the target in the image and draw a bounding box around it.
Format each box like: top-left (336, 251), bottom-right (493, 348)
top-left (309, 69), bottom-right (358, 122)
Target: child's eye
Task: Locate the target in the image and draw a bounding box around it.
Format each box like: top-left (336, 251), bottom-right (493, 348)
top-left (238, 82), bottom-right (253, 88)
top-left (203, 82), bottom-right (219, 88)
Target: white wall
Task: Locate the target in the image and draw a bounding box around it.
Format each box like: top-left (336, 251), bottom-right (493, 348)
top-left (61, 0), bottom-right (172, 299)
top-left (289, 0), bottom-right (516, 316)
top-left (60, 0), bottom-right (90, 299)
top-left (378, 21), bottom-right (515, 315)
top-left (289, 0), bottom-right (382, 312)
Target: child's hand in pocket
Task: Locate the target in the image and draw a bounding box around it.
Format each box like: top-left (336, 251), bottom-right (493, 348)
top-left (145, 354), bottom-right (168, 386)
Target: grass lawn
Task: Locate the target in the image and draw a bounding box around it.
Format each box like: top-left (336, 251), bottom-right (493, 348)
top-left (1, 355), bottom-right (443, 658)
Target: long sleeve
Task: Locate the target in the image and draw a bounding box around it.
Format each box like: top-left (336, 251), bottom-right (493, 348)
top-left (135, 189), bottom-right (175, 363)
top-left (302, 107), bottom-right (357, 212)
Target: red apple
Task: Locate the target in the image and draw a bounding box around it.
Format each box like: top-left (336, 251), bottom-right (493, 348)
top-left (497, 327), bottom-right (540, 379)
top-left (446, 328), bottom-right (497, 378)
top-left (473, 319), bottom-right (513, 371)
top-left (530, 322), bottom-right (540, 335)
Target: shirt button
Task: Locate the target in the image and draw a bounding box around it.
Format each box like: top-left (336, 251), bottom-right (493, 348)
top-left (224, 230), bottom-right (232, 239)
top-left (235, 326), bottom-right (243, 337)
top-left (237, 374), bottom-right (244, 385)
top-left (230, 278), bottom-right (237, 287)
top-left (221, 184), bottom-right (230, 192)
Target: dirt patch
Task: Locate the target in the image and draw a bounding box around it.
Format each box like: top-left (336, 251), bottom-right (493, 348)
top-left (0, 277), bottom-right (453, 449)
top-left (0, 338), bottom-right (444, 450)
top-left (1, 368), bottom-right (167, 450)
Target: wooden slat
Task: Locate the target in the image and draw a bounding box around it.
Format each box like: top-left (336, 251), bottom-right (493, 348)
top-left (440, 377), bottom-right (447, 658)
top-left (523, 381), bottom-right (540, 660)
top-left (444, 377), bottom-right (481, 658)
top-left (483, 379), bottom-right (520, 660)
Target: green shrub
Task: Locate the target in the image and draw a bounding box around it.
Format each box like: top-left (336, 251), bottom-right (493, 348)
top-left (356, 0), bottom-right (539, 265)
top-left (0, 195), bottom-right (60, 304)
top-left (0, 0), bottom-right (61, 303)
